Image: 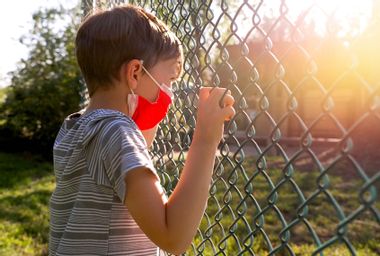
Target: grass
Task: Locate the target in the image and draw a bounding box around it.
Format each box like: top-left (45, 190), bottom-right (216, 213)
top-left (0, 152), bottom-right (54, 256)
top-left (0, 152), bottom-right (378, 255)
top-left (160, 154), bottom-right (380, 255)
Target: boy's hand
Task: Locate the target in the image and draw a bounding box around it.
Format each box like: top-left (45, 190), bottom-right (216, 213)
top-left (125, 87), bottom-right (233, 255)
top-left (193, 87), bottom-right (235, 146)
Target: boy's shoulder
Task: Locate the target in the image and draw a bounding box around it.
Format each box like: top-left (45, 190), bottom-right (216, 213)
top-left (61, 109), bottom-right (133, 132)
top-left (83, 108), bottom-right (134, 126)
top-left (58, 109), bottom-right (142, 148)
top-left (81, 109), bottom-right (149, 160)
top-left (83, 108), bottom-right (139, 137)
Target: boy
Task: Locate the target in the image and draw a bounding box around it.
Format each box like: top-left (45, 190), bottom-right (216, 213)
top-left (49, 4), bottom-right (235, 256)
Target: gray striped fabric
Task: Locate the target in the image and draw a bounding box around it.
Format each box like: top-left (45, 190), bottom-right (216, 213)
top-left (49, 109), bottom-right (163, 256)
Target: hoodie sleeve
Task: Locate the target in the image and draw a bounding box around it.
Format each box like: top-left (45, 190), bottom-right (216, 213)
top-left (99, 118), bottom-right (160, 204)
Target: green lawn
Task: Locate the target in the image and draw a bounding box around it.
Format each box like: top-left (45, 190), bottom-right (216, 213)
top-left (182, 156), bottom-right (380, 255)
top-left (0, 152), bottom-right (378, 255)
top-left (0, 153), bottom-right (54, 256)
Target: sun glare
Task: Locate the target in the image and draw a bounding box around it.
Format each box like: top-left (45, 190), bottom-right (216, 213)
top-left (286, 0), bottom-right (373, 37)
top-left (230, 0), bottom-right (373, 43)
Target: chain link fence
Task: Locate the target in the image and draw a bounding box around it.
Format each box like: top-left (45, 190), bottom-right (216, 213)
top-left (81, 0), bottom-right (380, 255)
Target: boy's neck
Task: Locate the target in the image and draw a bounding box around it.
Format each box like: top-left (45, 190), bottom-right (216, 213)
top-left (84, 84), bottom-right (129, 116)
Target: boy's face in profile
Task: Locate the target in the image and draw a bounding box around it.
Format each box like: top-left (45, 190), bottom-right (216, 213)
top-left (136, 57), bottom-right (182, 102)
top-left (133, 57), bottom-right (182, 146)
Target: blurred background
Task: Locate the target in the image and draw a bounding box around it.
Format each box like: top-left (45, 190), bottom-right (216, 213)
top-left (0, 0), bottom-right (379, 255)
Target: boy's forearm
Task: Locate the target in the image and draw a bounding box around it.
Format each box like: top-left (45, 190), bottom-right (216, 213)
top-left (165, 134), bottom-right (218, 252)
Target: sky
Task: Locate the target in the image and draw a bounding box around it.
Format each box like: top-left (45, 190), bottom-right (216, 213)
top-left (0, 0), bottom-right (372, 87)
top-left (0, 0), bottom-right (79, 87)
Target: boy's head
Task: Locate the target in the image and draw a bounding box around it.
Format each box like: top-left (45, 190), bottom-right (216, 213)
top-left (76, 4), bottom-right (183, 96)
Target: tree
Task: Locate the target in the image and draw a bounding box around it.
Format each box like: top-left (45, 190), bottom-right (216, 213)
top-left (0, 6), bottom-right (83, 157)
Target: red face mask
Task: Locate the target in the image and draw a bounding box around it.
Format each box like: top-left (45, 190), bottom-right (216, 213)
top-left (128, 66), bottom-right (174, 130)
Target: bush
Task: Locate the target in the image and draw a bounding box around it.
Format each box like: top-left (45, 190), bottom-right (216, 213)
top-left (0, 6), bottom-right (83, 158)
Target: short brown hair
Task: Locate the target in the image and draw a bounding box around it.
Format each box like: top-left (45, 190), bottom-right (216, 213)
top-left (76, 4), bottom-right (183, 96)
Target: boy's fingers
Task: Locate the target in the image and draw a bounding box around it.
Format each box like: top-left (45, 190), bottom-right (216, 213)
top-left (198, 87), bottom-right (212, 102)
top-left (209, 88), bottom-right (231, 107)
top-left (220, 92), bottom-right (235, 120)
top-left (222, 106), bottom-right (236, 121)
top-left (198, 87), bottom-right (234, 114)
top-left (222, 94), bottom-right (234, 107)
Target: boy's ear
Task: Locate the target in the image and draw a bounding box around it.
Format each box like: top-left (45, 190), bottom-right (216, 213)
top-left (121, 59), bottom-right (143, 90)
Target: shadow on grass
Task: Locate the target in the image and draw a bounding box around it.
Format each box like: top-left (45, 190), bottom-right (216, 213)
top-left (0, 189), bottom-right (51, 237)
top-left (0, 152), bottom-right (52, 189)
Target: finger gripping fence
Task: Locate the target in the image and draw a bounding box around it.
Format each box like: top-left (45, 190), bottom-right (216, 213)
top-left (82, 1), bottom-right (380, 255)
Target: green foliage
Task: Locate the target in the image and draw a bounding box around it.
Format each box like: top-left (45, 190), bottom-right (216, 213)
top-left (0, 6), bottom-right (82, 156)
top-left (0, 87), bottom-right (8, 104)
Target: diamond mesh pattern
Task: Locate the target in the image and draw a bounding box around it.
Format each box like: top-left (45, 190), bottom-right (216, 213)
top-left (81, 0), bottom-right (380, 255)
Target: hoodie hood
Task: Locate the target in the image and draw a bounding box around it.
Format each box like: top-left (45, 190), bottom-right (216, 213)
top-left (53, 109), bottom-right (135, 181)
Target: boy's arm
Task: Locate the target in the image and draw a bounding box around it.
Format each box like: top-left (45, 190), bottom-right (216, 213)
top-left (124, 87), bottom-right (235, 255)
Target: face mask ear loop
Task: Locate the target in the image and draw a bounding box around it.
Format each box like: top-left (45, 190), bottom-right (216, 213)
top-left (141, 64), bottom-right (174, 100)
top-left (141, 65), bottom-right (162, 89)
top-left (127, 86), bottom-right (137, 117)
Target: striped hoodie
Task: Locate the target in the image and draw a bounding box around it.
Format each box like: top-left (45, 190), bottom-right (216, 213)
top-left (49, 109), bottom-right (164, 256)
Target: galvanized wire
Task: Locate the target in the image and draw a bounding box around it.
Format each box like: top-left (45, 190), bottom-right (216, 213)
top-left (82, 0), bottom-right (380, 255)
